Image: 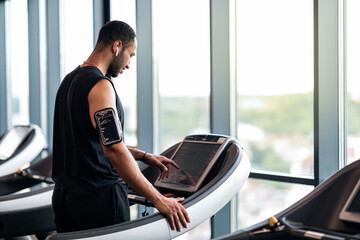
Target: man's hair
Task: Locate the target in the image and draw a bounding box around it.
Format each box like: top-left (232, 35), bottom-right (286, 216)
top-left (95, 20), bottom-right (136, 51)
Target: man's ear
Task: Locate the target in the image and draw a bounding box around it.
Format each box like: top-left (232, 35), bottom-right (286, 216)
top-left (113, 40), bottom-right (123, 55)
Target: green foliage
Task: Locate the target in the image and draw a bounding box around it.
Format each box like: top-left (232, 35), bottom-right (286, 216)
top-left (238, 93), bottom-right (313, 135)
top-left (159, 94), bottom-right (316, 144)
top-left (237, 93), bottom-right (360, 136)
top-left (159, 97), bottom-right (210, 150)
top-left (250, 143), bottom-right (290, 173)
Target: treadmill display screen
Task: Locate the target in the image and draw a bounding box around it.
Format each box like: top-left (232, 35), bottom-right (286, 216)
top-left (0, 127), bottom-right (31, 160)
top-left (339, 178), bottom-right (360, 224)
top-left (154, 136), bottom-right (230, 193)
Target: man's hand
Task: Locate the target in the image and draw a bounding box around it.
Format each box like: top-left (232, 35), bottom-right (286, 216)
top-left (142, 154), bottom-right (180, 179)
top-left (120, 147), bottom-right (190, 231)
top-left (153, 196), bottom-right (191, 232)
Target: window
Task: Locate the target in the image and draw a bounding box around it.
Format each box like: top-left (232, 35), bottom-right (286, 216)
top-left (235, 0), bottom-right (314, 228)
top-left (111, 0), bottom-right (138, 147)
top-left (8, 0), bottom-right (29, 125)
top-left (155, 0), bottom-right (211, 152)
top-left (346, 0), bottom-right (360, 165)
top-left (60, 0), bottom-right (93, 78)
top-left (236, 0), bottom-right (314, 176)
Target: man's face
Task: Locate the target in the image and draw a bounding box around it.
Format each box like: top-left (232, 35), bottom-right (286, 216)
top-left (107, 39), bottom-right (137, 78)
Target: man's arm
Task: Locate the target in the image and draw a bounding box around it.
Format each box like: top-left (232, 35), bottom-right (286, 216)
top-left (88, 79), bottom-right (190, 231)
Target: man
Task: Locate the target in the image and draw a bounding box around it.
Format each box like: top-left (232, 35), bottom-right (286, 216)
top-left (52, 20), bottom-right (190, 233)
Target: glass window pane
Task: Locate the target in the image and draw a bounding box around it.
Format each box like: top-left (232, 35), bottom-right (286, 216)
top-left (236, 0), bottom-right (314, 176)
top-left (9, 0), bottom-right (29, 125)
top-left (346, 0), bottom-right (360, 165)
top-left (238, 179), bottom-right (313, 229)
top-left (111, 0), bottom-right (138, 147)
top-left (156, 0), bottom-right (211, 151)
top-left (60, 0), bottom-right (93, 78)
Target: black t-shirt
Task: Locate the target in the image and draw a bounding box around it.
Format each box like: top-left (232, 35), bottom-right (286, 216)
top-left (52, 66), bottom-right (125, 193)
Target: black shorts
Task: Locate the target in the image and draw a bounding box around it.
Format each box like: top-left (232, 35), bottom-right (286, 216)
top-left (52, 182), bottom-right (130, 233)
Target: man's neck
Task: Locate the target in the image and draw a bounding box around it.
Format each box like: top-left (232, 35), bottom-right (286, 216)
top-left (82, 51), bottom-right (111, 76)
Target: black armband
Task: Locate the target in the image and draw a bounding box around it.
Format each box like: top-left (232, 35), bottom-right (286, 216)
top-left (94, 107), bottom-right (123, 146)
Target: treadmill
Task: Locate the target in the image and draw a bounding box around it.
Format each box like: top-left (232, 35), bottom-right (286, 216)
top-left (214, 159), bottom-right (360, 240)
top-left (0, 134), bottom-right (251, 240)
top-left (0, 124), bottom-right (47, 177)
top-left (0, 154), bottom-right (54, 238)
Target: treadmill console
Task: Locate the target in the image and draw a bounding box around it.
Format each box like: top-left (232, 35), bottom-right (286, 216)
top-left (154, 134), bottom-right (232, 194)
top-left (339, 178), bottom-right (360, 224)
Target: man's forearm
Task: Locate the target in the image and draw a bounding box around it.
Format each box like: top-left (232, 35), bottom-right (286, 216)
top-left (128, 147), bottom-right (146, 161)
top-left (104, 143), bottom-right (162, 203)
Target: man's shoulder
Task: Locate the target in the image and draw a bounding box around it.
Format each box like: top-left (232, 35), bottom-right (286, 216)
top-left (63, 67), bottom-right (108, 87)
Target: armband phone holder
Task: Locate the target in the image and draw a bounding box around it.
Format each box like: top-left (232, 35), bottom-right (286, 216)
top-left (94, 108), bottom-right (123, 146)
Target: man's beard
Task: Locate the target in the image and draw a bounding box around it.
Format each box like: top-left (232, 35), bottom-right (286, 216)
top-left (107, 56), bottom-right (122, 78)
